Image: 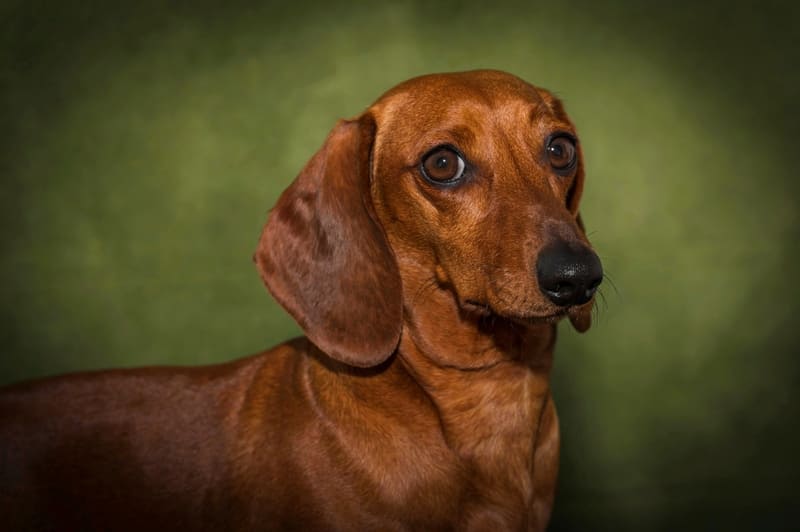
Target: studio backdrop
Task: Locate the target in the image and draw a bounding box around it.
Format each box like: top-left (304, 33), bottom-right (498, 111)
top-left (1, 1), bottom-right (797, 530)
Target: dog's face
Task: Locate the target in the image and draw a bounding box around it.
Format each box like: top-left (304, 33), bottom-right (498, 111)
top-left (368, 71), bottom-right (601, 331)
top-left (257, 70), bottom-right (601, 367)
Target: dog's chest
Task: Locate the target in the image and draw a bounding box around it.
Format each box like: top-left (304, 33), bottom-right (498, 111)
top-left (376, 370), bottom-right (549, 525)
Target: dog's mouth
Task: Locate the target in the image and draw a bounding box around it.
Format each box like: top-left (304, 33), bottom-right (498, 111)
top-left (463, 299), bottom-right (569, 326)
top-left (503, 309), bottom-right (570, 328)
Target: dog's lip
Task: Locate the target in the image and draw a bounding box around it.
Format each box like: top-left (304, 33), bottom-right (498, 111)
top-left (463, 299), bottom-right (568, 324)
top-left (507, 309), bottom-right (569, 325)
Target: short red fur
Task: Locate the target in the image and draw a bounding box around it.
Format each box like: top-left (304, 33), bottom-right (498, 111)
top-left (0, 70), bottom-right (600, 531)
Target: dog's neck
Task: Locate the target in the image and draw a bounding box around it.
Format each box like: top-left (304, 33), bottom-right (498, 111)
top-left (391, 277), bottom-right (556, 515)
top-left (401, 275), bottom-right (551, 434)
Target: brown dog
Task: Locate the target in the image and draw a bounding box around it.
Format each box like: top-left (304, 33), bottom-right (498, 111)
top-left (0, 70), bottom-right (601, 531)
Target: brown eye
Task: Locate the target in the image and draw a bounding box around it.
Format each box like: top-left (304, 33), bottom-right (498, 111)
top-left (546, 135), bottom-right (577, 172)
top-left (421, 146), bottom-right (466, 184)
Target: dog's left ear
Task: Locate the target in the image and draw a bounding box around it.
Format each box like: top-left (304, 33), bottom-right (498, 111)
top-left (568, 209), bottom-right (593, 334)
top-left (566, 140), bottom-right (585, 219)
top-left (576, 212), bottom-right (587, 234)
top-left (568, 145), bottom-right (593, 333)
top-left (568, 275), bottom-right (592, 334)
top-left (254, 114), bottom-right (403, 367)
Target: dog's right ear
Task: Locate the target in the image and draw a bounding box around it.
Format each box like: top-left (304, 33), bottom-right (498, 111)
top-left (254, 115), bottom-right (403, 368)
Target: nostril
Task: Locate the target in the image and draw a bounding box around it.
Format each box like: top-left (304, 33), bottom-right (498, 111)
top-left (537, 242), bottom-right (603, 307)
top-left (580, 285), bottom-right (599, 305)
top-left (574, 272), bottom-right (603, 305)
top-left (584, 276), bottom-right (602, 298)
top-left (542, 281), bottom-right (577, 303)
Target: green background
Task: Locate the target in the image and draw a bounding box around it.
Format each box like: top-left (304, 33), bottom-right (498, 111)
top-left (1, 1), bottom-right (797, 529)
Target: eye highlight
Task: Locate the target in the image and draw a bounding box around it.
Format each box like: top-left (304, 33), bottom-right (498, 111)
top-left (420, 146), bottom-right (466, 185)
top-left (546, 135), bottom-right (577, 173)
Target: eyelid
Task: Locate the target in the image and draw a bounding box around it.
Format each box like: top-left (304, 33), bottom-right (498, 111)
top-left (421, 143), bottom-right (468, 162)
top-left (545, 131), bottom-right (578, 146)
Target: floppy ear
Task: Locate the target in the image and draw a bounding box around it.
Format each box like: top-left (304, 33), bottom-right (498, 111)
top-left (254, 115), bottom-right (403, 367)
top-left (568, 211), bottom-right (593, 334)
top-left (566, 141), bottom-right (585, 218)
top-left (568, 145), bottom-right (593, 333)
top-left (576, 212), bottom-right (587, 235)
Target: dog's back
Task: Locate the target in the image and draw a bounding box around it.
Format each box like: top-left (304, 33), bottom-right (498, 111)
top-left (0, 351), bottom-right (264, 530)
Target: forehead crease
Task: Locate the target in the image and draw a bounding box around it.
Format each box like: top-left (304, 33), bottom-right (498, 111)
top-left (438, 124), bottom-right (478, 145)
top-left (530, 101), bottom-right (554, 123)
top-left (533, 88), bottom-right (572, 123)
top-left (527, 104), bottom-right (575, 139)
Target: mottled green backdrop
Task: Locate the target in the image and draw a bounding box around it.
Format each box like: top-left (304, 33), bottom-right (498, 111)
top-left (1, 1), bottom-right (797, 529)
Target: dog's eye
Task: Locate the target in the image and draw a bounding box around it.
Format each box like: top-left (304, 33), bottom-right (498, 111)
top-left (546, 135), bottom-right (577, 172)
top-left (421, 147), bottom-right (466, 184)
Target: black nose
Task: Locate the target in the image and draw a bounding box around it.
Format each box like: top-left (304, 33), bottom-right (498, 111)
top-left (536, 242), bottom-right (603, 307)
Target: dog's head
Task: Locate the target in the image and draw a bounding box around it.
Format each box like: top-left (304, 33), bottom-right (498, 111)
top-left (255, 70), bottom-right (601, 367)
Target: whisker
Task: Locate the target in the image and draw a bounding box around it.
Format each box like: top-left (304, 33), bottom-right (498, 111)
top-left (601, 271), bottom-right (620, 298)
top-left (596, 287), bottom-right (609, 312)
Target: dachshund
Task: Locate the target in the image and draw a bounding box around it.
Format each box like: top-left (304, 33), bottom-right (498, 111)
top-left (0, 70), bottom-right (602, 531)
